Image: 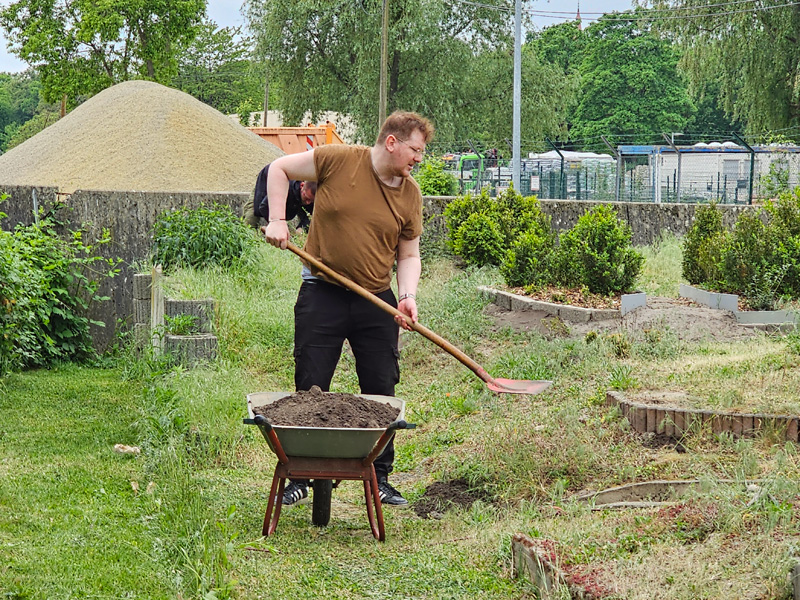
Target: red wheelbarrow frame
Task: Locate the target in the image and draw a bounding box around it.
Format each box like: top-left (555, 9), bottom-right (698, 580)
top-left (245, 415), bottom-right (415, 541)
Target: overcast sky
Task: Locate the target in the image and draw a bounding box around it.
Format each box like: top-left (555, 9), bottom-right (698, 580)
top-left (0, 0), bottom-right (633, 74)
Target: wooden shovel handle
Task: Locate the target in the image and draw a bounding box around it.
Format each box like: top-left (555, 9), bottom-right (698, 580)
top-left (287, 243), bottom-right (496, 385)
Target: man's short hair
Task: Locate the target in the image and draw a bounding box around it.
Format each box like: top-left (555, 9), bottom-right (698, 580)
top-left (304, 181), bottom-right (318, 193)
top-left (376, 111), bottom-right (434, 146)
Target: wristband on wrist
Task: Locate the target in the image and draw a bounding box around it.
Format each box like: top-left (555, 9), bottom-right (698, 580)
top-left (268, 218), bottom-right (286, 222)
top-left (398, 293), bottom-right (416, 301)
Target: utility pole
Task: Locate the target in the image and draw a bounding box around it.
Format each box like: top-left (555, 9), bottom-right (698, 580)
top-left (262, 77), bottom-right (269, 127)
top-left (379, 0), bottom-right (389, 127)
top-left (512, 0), bottom-right (521, 191)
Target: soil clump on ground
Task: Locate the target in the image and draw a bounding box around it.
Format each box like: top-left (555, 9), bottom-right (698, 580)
top-left (413, 478), bottom-right (490, 519)
top-left (485, 296), bottom-right (765, 343)
top-left (253, 386), bottom-right (400, 428)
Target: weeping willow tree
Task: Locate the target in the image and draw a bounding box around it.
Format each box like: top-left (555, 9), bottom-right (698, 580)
top-left (244, 0), bottom-right (576, 145)
top-left (643, 0), bottom-right (800, 135)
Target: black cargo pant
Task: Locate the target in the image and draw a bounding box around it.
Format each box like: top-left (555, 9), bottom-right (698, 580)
top-left (294, 279), bottom-right (400, 478)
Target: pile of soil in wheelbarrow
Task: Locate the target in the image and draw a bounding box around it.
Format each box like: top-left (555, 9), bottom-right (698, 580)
top-left (253, 386), bottom-right (400, 428)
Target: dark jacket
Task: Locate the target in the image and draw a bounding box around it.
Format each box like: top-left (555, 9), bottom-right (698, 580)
top-left (253, 164), bottom-right (313, 231)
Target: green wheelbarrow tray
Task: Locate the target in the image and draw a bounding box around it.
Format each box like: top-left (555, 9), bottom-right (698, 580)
top-left (246, 391), bottom-right (407, 459)
top-left (244, 391), bottom-right (415, 541)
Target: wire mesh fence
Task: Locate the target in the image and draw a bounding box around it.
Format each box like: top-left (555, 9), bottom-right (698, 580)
top-left (433, 141), bottom-right (800, 203)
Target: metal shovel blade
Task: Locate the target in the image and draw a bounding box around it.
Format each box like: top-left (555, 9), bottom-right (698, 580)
top-left (485, 378), bottom-right (553, 395)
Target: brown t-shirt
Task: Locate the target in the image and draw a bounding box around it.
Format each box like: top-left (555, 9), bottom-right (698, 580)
top-left (304, 145), bottom-right (423, 293)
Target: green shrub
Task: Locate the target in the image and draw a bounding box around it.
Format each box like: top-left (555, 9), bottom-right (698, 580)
top-left (0, 206), bottom-right (118, 376)
top-left (722, 210), bottom-right (778, 295)
top-left (501, 229), bottom-right (556, 288)
top-left (453, 212), bottom-right (505, 267)
top-left (696, 230), bottom-right (728, 290)
top-left (445, 187), bottom-right (552, 277)
top-left (414, 156), bottom-right (459, 196)
top-left (683, 204), bottom-right (723, 285)
top-left (556, 205), bottom-right (644, 295)
top-left (443, 189), bottom-right (495, 254)
top-left (151, 204), bottom-right (256, 271)
top-left (764, 189), bottom-right (800, 297)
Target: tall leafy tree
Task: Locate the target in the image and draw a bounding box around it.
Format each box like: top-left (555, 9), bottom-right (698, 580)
top-left (173, 20), bottom-right (264, 119)
top-left (0, 0), bottom-right (206, 103)
top-left (452, 43), bottom-right (578, 150)
top-left (529, 20), bottom-right (587, 76)
top-left (244, 0), bottom-right (573, 145)
top-left (644, 0), bottom-right (800, 134)
top-left (0, 71), bottom-right (52, 152)
top-left (569, 12), bottom-right (694, 146)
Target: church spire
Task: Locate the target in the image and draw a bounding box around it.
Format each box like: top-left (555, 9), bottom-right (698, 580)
top-left (576, 2), bottom-right (582, 30)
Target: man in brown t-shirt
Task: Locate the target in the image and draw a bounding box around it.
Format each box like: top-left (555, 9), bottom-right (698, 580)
top-left (263, 111), bottom-right (434, 507)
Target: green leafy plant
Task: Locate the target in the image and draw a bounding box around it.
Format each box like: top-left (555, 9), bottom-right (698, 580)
top-left (722, 209), bottom-right (779, 296)
top-left (501, 229), bottom-right (555, 287)
top-left (556, 204), bottom-right (644, 295)
top-left (165, 314), bottom-right (200, 336)
top-left (682, 203), bottom-right (724, 285)
top-left (608, 364), bottom-right (638, 390)
top-left (151, 204), bottom-right (256, 271)
top-left (414, 156), bottom-right (459, 196)
top-left (0, 205), bottom-right (119, 376)
top-left (445, 187), bottom-right (554, 276)
top-left (761, 158), bottom-right (790, 199)
top-left (452, 212), bottom-right (506, 267)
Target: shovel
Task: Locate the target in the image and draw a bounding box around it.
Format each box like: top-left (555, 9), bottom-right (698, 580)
top-left (287, 243), bottom-right (552, 395)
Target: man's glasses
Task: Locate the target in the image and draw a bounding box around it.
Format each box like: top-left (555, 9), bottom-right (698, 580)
top-left (396, 137), bottom-right (425, 158)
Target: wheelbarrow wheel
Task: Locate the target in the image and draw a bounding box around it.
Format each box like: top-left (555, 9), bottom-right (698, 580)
top-left (311, 479), bottom-right (333, 527)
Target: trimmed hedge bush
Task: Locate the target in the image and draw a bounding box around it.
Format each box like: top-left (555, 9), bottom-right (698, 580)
top-left (682, 190), bottom-right (800, 308)
top-left (446, 189), bottom-right (643, 295)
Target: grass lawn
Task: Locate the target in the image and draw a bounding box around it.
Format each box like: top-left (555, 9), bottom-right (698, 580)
top-left (0, 366), bottom-right (171, 598)
top-left (3, 236), bottom-right (800, 599)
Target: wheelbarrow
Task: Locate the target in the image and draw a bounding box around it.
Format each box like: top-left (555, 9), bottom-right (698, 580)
top-left (243, 391), bottom-right (416, 541)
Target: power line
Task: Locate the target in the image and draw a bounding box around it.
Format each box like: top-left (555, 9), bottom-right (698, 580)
top-left (448, 0), bottom-right (800, 23)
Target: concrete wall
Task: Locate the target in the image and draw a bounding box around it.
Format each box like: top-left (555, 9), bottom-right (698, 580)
top-left (1, 185), bottom-right (249, 349)
top-left (2, 186), bottom-right (752, 349)
top-left (424, 197), bottom-right (748, 246)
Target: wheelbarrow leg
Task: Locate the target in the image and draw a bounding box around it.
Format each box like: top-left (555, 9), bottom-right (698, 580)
top-left (263, 469), bottom-right (285, 536)
top-left (363, 468), bottom-right (385, 541)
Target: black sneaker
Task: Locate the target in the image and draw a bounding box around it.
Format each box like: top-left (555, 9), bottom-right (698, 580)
top-left (377, 477), bottom-right (408, 506)
top-left (282, 481), bottom-right (309, 505)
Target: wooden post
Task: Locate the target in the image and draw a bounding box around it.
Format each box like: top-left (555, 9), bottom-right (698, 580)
top-left (150, 265), bottom-right (164, 354)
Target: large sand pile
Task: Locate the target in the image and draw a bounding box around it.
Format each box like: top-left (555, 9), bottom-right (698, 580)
top-left (0, 80), bottom-right (283, 193)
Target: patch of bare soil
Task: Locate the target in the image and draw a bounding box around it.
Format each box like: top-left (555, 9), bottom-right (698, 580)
top-left (486, 296), bottom-right (765, 344)
top-left (413, 478), bottom-right (489, 519)
top-left (252, 386), bottom-right (399, 428)
top-left (507, 286), bottom-right (621, 309)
